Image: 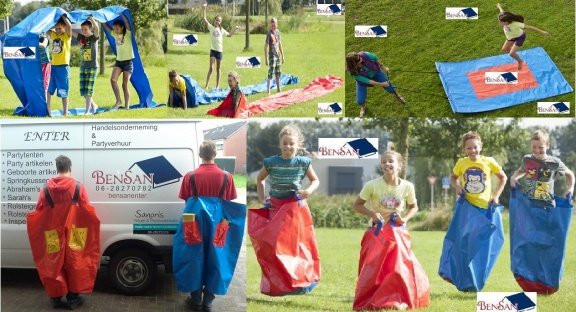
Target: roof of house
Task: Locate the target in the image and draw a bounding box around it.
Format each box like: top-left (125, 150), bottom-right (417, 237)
top-left (204, 121), bottom-right (246, 140)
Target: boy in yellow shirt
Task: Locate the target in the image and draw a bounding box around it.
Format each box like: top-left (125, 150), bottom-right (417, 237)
top-left (451, 131), bottom-right (507, 207)
top-left (168, 70), bottom-right (188, 110)
top-left (46, 16), bottom-right (72, 116)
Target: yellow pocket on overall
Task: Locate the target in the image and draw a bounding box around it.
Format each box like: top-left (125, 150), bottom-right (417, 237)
top-left (44, 229), bottom-right (60, 254)
top-left (183, 213), bottom-right (202, 245)
top-left (68, 224), bottom-right (88, 251)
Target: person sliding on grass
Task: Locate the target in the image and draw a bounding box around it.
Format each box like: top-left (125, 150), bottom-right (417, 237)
top-left (168, 70), bottom-right (188, 110)
top-left (497, 3), bottom-right (549, 70)
top-left (203, 1), bottom-right (239, 90)
top-left (345, 51), bottom-right (405, 118)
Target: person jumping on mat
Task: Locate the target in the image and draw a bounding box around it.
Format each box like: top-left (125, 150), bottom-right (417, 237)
top-left (345, 51), bottom-right (405, 118)
top-left (497, 3), bottom-right (549, 70)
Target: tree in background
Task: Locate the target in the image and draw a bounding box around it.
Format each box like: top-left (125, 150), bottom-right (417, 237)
top-left (0, 0), bottom-right (14, 19)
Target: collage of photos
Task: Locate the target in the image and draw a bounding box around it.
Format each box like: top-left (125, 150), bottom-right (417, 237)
top-left (0, 0), bottom-right (575, 312)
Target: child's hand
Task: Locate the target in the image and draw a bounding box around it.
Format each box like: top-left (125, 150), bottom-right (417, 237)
top-left (510, 177), bottom-right (517, 189)
top-left (379, 81), bottom-right (390, 88)
top-left (491, 197), bottom-right (500, 205)
top-left (496, 3), bottom-right (503, 9)
top-left (203, 1), bottom-right (208, 7)
top-left (542, 30), bottom-right (550, 36)
top-left (392, 214), bottom-right (405, 226)
top-left (454, 185), bottom-right (463, 195)
top-left (297, 189), bottom-right (310, 199)
top-left (371, 212), bottom-right (384, 222)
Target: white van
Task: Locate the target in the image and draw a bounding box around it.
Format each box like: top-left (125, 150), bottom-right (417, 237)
top-left (1, 120), bottom-right (204, 294)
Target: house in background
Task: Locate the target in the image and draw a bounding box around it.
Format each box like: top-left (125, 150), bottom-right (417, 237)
top-left (204, 121), bottom-right (247, 174)
top-left (312, 158), bottom-right (380, 195)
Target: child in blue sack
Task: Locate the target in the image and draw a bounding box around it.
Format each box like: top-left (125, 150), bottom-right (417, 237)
top-left (77, 16), bottom-right (99, 115)
top-left (103, 13), bottom-right (134, 110)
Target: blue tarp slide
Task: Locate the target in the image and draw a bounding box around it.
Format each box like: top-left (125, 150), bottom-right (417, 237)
top-left (1, 6), bottom-right (157, 117)
top-left (438, 196), bottom-right (504, 291)
top-left (180, 74), bottom-right (299, 107)
top-left (173, 196), bottom-right (246, 295)
top-left (509, 188), bottom-right (573, 294)
top-left (436, 47), bottom-right (573, 113)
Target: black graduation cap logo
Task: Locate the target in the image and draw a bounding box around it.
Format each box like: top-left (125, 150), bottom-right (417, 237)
top-left (328, 4), bottom-right (342, 14)
top-left (329, 103), bottom-right (342, 113)
top-left (501, 72), bottom-right (518, 83)
top-left (345, 138), bottom-right (378, 158)
top-left (370, 26), bottom-right (387, 36)
top-left (185, 35), bottom-right (198, 45)
top-left (19, 47), bottom-right (35, 57)
top-left (552, 102), bottom-right (570, 112)
top-left (504, 293), bottom-right (536, 312)
top-left (128, 156), bottom-right (183, 188)
top-left (460, 7), bottom-right (478, 18)
top-left (248, 56), bottom-right (261, 67)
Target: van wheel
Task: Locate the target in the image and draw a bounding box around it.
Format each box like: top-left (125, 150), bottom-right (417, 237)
top-left (108, 249), bottom-right (157, 295)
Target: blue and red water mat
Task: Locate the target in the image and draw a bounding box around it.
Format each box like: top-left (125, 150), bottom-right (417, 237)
top-left (436, 47), bottom-right (573, 113)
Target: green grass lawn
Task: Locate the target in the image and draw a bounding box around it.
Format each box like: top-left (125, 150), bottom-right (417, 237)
top-left (0, 58), bottom-right (168, 118)
top-left (233, 174), bottom-right (247, 188)
top-left (345, 0), bottom-right (575, 117)
top-left (166, 15), bottom-right (345, 118)
top-left (247, 211), bottom-right (576, 311)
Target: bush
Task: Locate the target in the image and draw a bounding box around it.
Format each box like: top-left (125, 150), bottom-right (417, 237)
top-left (410, 204), bottom-right (453, 231)
top-left (174, 6), bottom-right (235, 32)
top-left (68, 45), bottom-right (81, 67)
top-left (307, 194), bottom-right (367, 228)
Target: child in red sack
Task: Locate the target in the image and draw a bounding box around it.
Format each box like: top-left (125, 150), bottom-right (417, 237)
top-left (207, 71), bottom-right (248, 118)
top-left (352, 151), bottom-right (430, 310)
top-left (250, 124), bottom-right (321, 295)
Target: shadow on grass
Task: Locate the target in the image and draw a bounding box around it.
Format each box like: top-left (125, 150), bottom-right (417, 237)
top-left (248, 297), bottom-right (346, 311)
top-left (0, 108), bottom-right (16, 117)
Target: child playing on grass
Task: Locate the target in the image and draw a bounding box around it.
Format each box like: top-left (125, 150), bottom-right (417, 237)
top-left (265, 17), bottom-right (285, 95)
top-left (251, 124), bottom-right (321, 296)
top-left (207, 71), bottom-right (247, 118)
top-left (39, 33), bottom-right (51, 101)
top-left (103, 13), bottom-right (134, 110)
top-left (77, 16), bottom-right (99, 115)
top-left (510, 129), bottom-right (574, 206)
top-left (168, 70), bottom-right (188, 110)
top-left (203, 2), bottom-right (239, 90)
top-left (451, 131), bottom-right (507, 207)
top-left (497, 3), bottom-right (549, 70)
top-left (352, 151), bottom-right (429, 310)
top-left (345, 51), bottom-right (405, 118)
top-left (46, 16), bottom-right (72, 116)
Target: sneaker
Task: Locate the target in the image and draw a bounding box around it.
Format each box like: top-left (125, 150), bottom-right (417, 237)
top-left (185, 297), bottom-right (203, 311)
top-left (66, 296), bottom-right (85, 310)
top-left (51, 298), bottom-right (67, 309)
top-left (202, 305), bottom-right (212, 312)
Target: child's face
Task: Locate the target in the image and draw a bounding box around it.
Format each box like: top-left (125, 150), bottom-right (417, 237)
top-left (214, 17), bottom-right (222, 26)
top-left (228, 76), bottom-right (237, 88)
top-left (81, 25), bottom-right (92, 36)
top-left (113, 24), bottom-right (123, 35)
top-left (170, 76), bottom-right (179, 85)
top-left (531, 139), bottom-right (549, 160)
top-left (381, 154), bottom-right (400, 176)
top-left (464, 139), bottom-right (482, 161)
top-left (279, 135), bottom-right (297, 158)
top-left (270, 20), bottom-right (277, 30)
top-left (499, 20), bottom-right (508, 26)
top-left (54, 23), bottom-right (65, 35)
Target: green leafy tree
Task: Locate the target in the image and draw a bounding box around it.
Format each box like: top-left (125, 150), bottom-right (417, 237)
top-left (0, 0), bottom-right (14, 19)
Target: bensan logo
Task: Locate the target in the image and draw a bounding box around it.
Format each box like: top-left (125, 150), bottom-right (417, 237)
top-left (318, 138), bottom-right (378, 159)
top-left (318, 102), bottom-right (343, 115)
top-left (317, 4), bottom-right (342, 16)
top-left (446, 7), bottom-right (478, 19)
top-left (173, 34), bottom-right (198, 46)
top-left (355, 25), bottom-right (387, 38)
top-left (537, 102), bottom-right (571, 114)
top-left (477, 292), bottom-right (536, 312)
top-left (3, 47), bottom-right (36, 59)
top-left (236, 56), bottom-right (261, 68)
top-left (485, 72), bottom-right (518, 84)
top-left (92, 156), bottom-right (183, 189)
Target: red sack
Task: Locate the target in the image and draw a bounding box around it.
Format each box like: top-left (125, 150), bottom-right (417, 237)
top-left (207, 89), bottom-right (249, 118)
top-left (26, 182), bottom-right (100, 297)
top-left (183, 213), bottom-right (202, 245)
top-left (248, 196), bottom-right (321, 296)
top-left (353, 221), bottom-right (430, 310)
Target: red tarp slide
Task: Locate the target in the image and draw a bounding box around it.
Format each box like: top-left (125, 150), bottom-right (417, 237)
top-left (27, 181), bottom-right (100, 297)
top-left (246, 75), bottom-right (343, 117)
top-left (353, 221), bottom-right (430, 310)
top-left (248, 196), bottom-right (321, 296)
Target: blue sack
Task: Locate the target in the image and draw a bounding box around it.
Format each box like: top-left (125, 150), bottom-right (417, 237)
top-left (509, 188), bottom-right (573, 294)
top-left (438, 196), bottom-right (504, 291)
top-left (172, 196), bottom-right (246, 295)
